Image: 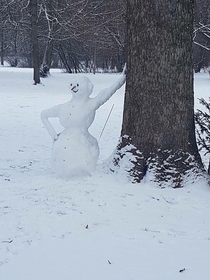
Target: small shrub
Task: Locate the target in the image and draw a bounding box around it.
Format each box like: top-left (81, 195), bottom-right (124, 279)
top-left (195, 98), bottom-right (210, 173)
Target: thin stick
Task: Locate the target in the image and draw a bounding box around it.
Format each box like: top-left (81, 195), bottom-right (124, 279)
top-left (99, 104), bottom-right (115, 140)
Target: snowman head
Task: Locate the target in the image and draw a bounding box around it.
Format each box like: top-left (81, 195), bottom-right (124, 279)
top-left (70, 76), bottom-right (93, 98)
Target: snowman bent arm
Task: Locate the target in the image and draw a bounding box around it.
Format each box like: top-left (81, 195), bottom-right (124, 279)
top-left (92, 73), bottom-right (126, 109)
top-left (41, 105), bottom-right (61, 140)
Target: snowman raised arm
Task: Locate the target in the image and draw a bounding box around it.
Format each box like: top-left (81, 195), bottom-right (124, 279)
top-left (41, 65), bottom-right (126, 177)
top-left (92, 64), bottom-right (126, 109)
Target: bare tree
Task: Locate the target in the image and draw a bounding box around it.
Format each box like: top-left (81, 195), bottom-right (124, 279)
top-left (30, 0), bottom-right (40, 84)
top-left (0, 0), bottom-right (31, 66)
top-left (193, 0), bottom-right (210, 71)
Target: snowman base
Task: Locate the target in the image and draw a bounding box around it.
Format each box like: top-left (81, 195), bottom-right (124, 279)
top-left (50, 129), bottom-right (99, 178)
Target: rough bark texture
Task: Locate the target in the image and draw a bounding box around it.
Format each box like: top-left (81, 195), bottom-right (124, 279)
top-left (30, 0), bottom-right (40, 84)
top-left (115, 0), bottom-right (204, 187)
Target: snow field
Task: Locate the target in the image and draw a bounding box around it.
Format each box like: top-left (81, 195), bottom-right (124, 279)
top-left (0, 67), bottom-right (210, 279)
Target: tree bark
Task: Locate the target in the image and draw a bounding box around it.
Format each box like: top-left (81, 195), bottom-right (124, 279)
top-left (30, 0), bottom-right (40, 84)
top-left (112, 0), bottom-right (204, 187)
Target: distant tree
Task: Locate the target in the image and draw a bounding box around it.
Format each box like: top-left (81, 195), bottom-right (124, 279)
top-left (0, 4), bottom-right (6, 65)
top-left (112, 0), bottom-right (205, 187)
top-left (193, 0), bottom-right (210, 72)
top-left (0, 0), bottom-right (31, 67)
top-left (30, 0), bottom-right (40, 84)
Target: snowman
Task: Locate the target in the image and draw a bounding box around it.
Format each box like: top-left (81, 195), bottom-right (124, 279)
top-left (41, 68), bottom-right (126, 177)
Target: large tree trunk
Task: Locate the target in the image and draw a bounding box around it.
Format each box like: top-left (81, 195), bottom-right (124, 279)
top-left (112, 0), bottom-right (204, 187)
top-left (30, 0), bottom-right (40, 85)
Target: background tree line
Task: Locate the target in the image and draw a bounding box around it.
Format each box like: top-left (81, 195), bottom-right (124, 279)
top-left (194, 0), bottom-right (210, 72)
top-left (0, 0), bottom-right (125, 74)
top-left (0, 0), bottom-right (209, 74)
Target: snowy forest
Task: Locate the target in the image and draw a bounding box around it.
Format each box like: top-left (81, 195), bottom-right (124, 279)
top-left (0, 0), bottom-right (125, 73)
top-left (0, 0), bottom-right (209, 74)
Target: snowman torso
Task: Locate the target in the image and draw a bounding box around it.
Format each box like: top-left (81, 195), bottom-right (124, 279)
top-left (58, 98), bottom-right (95, 130)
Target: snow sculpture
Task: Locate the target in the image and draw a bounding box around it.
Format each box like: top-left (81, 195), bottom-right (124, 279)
top-left (41, 69), bottom-right (126, 177)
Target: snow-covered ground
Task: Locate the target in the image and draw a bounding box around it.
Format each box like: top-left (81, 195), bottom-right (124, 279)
top-left (0, 67), bottom-right (210, 280)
